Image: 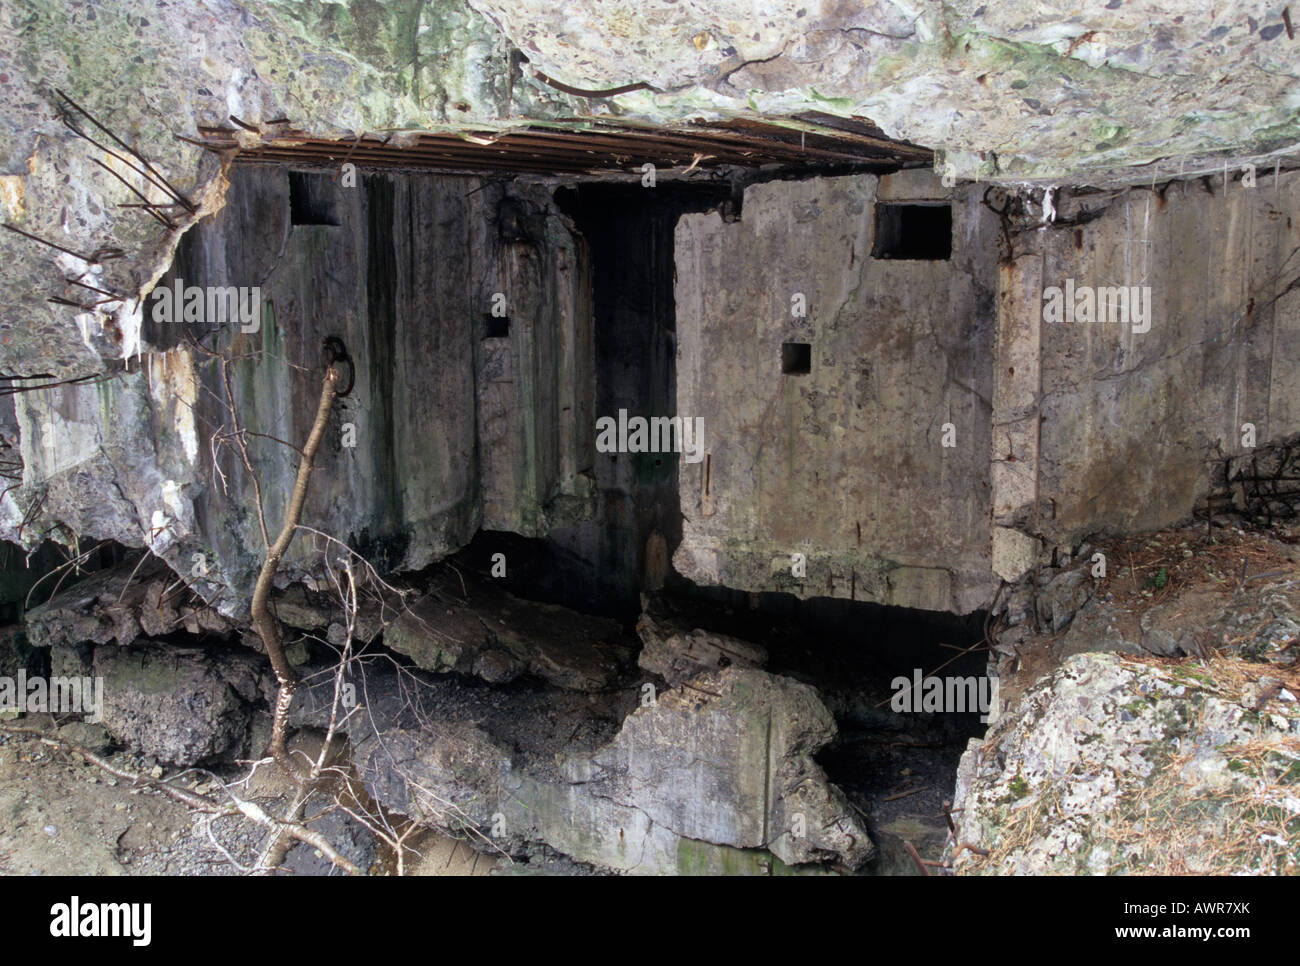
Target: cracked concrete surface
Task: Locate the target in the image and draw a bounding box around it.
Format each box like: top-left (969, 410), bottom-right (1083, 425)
top-left (673, 170), bottom-right (999, 612)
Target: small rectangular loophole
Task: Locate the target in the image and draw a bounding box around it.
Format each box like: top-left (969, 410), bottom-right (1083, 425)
top-left (871, 203), bottom-right (951, 260)
top-left (288, 171), bottom-right (340, 226)
top-left (484, 313), bottom-right (510, 339)
top-left (782, 342), bottom-right (811, 374)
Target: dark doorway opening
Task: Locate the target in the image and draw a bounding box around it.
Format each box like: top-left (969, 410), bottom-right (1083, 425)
top-left (487, 182), bottom-right (734, 618)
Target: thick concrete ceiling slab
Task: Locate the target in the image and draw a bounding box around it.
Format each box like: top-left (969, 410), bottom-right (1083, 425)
top-left (470, 0), bottom-right (1300, 185)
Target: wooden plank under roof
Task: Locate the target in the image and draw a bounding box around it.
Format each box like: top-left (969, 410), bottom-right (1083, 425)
top-left (197, 115), bottom-right (933, 177)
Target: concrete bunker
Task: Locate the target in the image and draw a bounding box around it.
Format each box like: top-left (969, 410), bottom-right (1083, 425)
top-left (8, 109), bottom-right (1300, 876)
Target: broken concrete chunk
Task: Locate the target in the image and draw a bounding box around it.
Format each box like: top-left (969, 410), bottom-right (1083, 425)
top-left (91, 642), bottom-right (263, 767)
top-left (636, 605), bottom-right (767, 686)
top-left (1036, 568), bottom-right (1092, 633)
top-left (352, 720), bottom-right (513, 832)
top-left (471, 648), bottom-right (526, 684)
top-left (25, 558), bottom-right (231, 651)
top-left (383, 571), bottom-right (622, 691)
top-left (290, 658), bottom-right (867, 874)
top-left (270, 583), bottom-right (330, 630)
top-left (526, 666), bottom-right (873, 872)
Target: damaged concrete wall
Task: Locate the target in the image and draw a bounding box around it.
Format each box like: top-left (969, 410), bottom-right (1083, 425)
top-left (5, 2), bottom-right (1299, 588)
top-left (673, 171), bottom-right (1000, 614)
top-left (992, 169), bottom-right (1300, 580)
top-left (674, 168), bottom-right (1300, 613)
top-left (0, 0), bottom-right (574, 381)
top-left (13, 165), bottom-right (1299, 620)
top-left (474, 185), bottom-right (597, 537)
top-left (8, 166), bottom-right (595, 605)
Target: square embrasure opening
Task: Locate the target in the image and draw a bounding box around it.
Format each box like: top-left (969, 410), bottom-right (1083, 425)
top-left (782, 342), bottom-right (812, 374)
top-left (871, 202), bottom-right (951, 260)
top-left (484, 313), bottom-right (510, 339)
top-left (288, 171), bottom-right (340, 226)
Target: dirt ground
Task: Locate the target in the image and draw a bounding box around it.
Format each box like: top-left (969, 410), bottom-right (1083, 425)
top-left (0, 720), bottom-right (497, 876)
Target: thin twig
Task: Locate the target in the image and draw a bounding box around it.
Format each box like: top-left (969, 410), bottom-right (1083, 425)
top-left (251, 366), bottom-right (341, 781)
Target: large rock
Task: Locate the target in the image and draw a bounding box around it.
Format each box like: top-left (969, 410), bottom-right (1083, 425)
top-left (360, 720), bottom-right (512, 841)
top-left (950, 652), bottom-right (1300, 875)
top-left (477, 0), bottom-right (1300, 185)
top-left (23, 555), bottom-right (397, 657)
top-left (88, 641), bottom-right (267, 766)
top-left (1036, 569), bottom-right (1093, 634)
top-left (287, 661), bottom-right (610, 841)
top-left (291, 661), bottom-right (870, 874)
top-left (25, 558), bottom-right (231, 651)
top-left (525, 666), bottom-right (873, 872)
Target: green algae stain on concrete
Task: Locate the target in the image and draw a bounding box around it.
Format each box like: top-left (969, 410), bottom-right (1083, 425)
top-left (676, 838), bottom-right (831, 875)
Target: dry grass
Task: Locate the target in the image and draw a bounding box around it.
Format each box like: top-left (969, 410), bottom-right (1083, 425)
top-left (1123, 651), bottom-right (1300, 705)
top-left (965, 521), bottom-right (1300, 875)
top-left (1090, 525), bottom-right (1296, 615)
top-left (1108, 653), bottom-right (1299, 878)
top-left (1106, 730), bottom-right (1299, 876)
